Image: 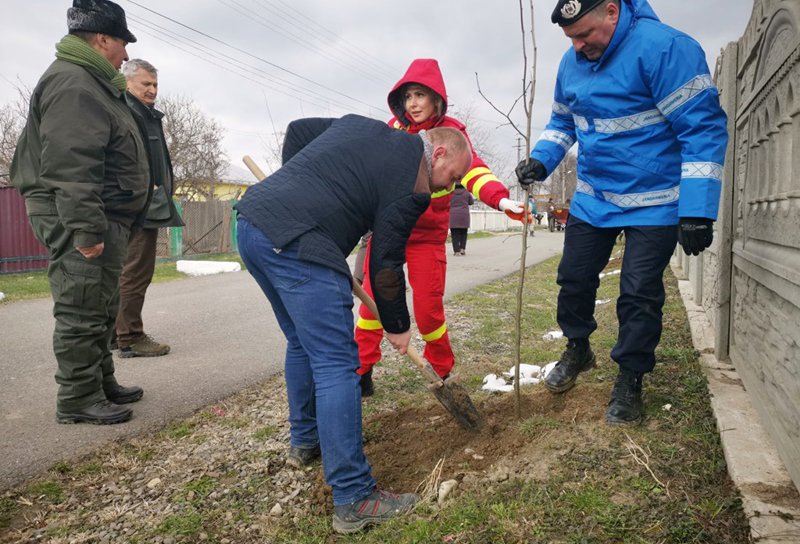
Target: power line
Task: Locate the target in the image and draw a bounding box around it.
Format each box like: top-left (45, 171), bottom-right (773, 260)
top-left (217, 0), bottom-right (391, 85)
top-left (127, 13), bottom-right (370, 115)
top-left (249, 0), bottom-right (400, 81)
top-left (122, 0), bottom-right (382, 111)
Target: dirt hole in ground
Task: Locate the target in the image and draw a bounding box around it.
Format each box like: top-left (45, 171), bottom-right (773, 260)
top-left (309, 385), bottom-right (610, 513)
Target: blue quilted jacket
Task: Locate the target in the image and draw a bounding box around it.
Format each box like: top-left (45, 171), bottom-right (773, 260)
top-left (532, 0), bottom-right (728, 227)
top-left (236, 115), bottom-right (430, 333)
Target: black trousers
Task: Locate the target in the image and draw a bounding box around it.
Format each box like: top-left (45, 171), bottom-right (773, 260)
top-left (556, 215), bottom-right (678, 373)
top-left (450, 228), bottom-right (468, 254)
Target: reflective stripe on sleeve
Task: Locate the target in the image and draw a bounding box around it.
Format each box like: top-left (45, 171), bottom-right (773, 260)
top-left (538, 130), bottom-right (576, 151)
top-left (681, 162), bottom-right (723, 181)
top-left (553, 102), bottom-right (572, 115)
top-left (657, 74), bottom-right (715, 117)
top-left (576, 179), bottom-right (595, 197)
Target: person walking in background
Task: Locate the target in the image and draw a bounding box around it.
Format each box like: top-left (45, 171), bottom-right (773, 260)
top-left (449, 184), bottom-right (473, 255)
top-left (547, 197), bottom-right (557, 232)
top-left (235, 115), bottom-right (471, 533)
top-left (528, 196), bottom-right (538, 236)
top-left (114, 59), bottom-right (183, 358)
top-left (355, 58), bottom-right (529, 396)
top-left (11, 0), bottom-right (149, 424)
top-left (516, 0), bottom-right (727, 425)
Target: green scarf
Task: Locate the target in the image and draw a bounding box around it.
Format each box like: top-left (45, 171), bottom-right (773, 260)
top-left (54, 34), bottom-right (127, 92)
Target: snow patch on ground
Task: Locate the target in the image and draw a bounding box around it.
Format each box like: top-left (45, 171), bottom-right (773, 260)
top-left (176, 260), bottom-right (241, 277)
top-left (482, 361), bottom-right (559, 393)
top-left (542, 330), bottom-right (563, 341)
top-left (599, 269), bottom-right (621, 279)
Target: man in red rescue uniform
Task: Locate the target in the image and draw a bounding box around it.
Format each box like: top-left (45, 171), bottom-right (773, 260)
top-left (355, 58), bottom-right (528, 395)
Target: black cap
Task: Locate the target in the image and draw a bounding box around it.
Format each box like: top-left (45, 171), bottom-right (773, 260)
top-left (67, 0), bottom-right (137, 43)
top-left (551, 0), bottom-right (607, 26)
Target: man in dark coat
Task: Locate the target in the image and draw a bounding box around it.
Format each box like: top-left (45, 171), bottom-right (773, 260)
top-left (235, 115), bottom-right (471, 533)
top-left (11, 0), bottom-right (148, 424)
top-left (115, 58), bottom-right (183, 358)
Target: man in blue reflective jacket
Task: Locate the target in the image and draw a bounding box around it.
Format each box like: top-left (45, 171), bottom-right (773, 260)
top-left (517, 0), bottom-right (727, 424)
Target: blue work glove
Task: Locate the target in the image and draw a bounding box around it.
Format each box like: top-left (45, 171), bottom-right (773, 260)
top-left (515, 159), bottom-right (547, 186)
top-left (678, 217), bottom-right (714, 256)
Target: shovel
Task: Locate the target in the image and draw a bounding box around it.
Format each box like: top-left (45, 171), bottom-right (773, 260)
top-left (352, 281), bottom-right (483, 432)
top-left (240, 155), bottom-right (483, 431)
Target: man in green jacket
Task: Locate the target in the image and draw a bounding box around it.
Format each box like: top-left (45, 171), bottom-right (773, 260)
top-left (11, 0), bottom-right (149, 424)
top-left (114, 58), bottom-right (183, 358)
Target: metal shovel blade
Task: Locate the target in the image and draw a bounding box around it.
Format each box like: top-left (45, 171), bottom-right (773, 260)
top-left (431, 379), bottom-right (484, 432)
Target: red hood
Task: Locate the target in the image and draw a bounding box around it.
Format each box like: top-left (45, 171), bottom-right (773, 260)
top-left (387, 58), bottom-right (448, 128)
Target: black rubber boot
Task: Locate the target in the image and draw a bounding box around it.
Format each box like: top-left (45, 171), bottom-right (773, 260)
top-left (360, 370), bottom-right (374, 397)
top-left (544, 338), bottom-right (596, 393)
top-left (606, 368), bottom-right (644, 425)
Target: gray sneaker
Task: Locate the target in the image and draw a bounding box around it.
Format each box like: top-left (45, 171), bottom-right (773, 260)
top-left (332, 487), bottom-right (419, 534)
top-left (286, 444), bottom-right (321, 469)
top-left (119, 334), bottom-right (170, 358)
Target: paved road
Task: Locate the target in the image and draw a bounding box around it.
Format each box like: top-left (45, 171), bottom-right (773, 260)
top-left (0, 231), bottom-right (564, 490)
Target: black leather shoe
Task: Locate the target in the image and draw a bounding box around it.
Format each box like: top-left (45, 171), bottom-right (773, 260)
top-left (56, 400), bottom-right (132, 425)
top-left (606, 368), bottom-right (644, 425)
top-left (544, 338), bottom-right (596, 393)
top-left (104, 383), bottom-right (144, 404)
top-left (360, 370), bottom-right (374, 397)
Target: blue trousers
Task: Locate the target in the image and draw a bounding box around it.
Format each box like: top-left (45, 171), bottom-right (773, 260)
top-left (237, 218), bottom-right (375, 505)
top-left (556, 215), bottom-right (678, 373)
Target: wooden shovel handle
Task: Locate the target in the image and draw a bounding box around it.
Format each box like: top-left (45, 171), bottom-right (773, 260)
top-left (243, 155), bottom-right (266, 181)
top-left (351, 280), bottom-right (428, 372)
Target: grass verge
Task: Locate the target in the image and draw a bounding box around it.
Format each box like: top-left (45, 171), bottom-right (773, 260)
top-left (0, 252), bottom-right (244, 304)
top-left (0, 249), bottom-right (749, 543)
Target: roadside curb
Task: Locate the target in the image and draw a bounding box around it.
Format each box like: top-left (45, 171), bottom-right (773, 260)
top-left (673, 266), bottom-right (800, 543)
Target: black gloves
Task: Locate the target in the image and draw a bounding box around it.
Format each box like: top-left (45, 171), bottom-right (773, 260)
top-left (678, 217), bottom-right (714, 256)
top-left (515, 159), bottom-right (547, 186)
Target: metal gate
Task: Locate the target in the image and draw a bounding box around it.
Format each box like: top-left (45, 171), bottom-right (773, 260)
top-left (0, 187), bottom-right (48, 273)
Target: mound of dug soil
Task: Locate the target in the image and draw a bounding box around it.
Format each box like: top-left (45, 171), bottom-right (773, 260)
top-left (310, 384), bottom-right (611, 513)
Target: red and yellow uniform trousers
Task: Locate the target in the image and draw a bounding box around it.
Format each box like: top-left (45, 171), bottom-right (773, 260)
top-left (355, 238), bottom-right (453, 378)
top-left (355, 180), bottom-right (468, 378)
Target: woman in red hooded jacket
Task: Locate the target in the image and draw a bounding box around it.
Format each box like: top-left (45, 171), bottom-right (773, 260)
top-left (355, 58), bottom-right (528, 395)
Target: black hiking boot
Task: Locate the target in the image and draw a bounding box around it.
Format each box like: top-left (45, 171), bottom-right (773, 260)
top-left (360, 370), bottom-right (374, 397)
top-left (56, 400), bottom-right (132, 425)
top-left (544, 338), bottom-right (596, 393)
top-left (104, 383), bottom-right (144, 404)
top-left (606, 368), bottom-right (644, 425)
top-left (286, 444), bottom-right (321, 469)
top-left (332, 487), bottom-right (419, 534)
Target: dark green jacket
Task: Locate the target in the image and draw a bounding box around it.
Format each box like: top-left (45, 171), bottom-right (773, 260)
top-left (126, 92), bottom-right (183, 229)
top-left (11, 59), bottom-right (149, 247)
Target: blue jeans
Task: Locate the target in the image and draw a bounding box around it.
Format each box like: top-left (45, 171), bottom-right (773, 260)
top-left (556, 215), bottom-right (678, 373)
top-left (237, 218), bottom-right (375, 505)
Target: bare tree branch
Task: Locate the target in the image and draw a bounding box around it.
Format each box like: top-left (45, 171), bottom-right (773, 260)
top-left (159, 95), bottom-right (229, 201)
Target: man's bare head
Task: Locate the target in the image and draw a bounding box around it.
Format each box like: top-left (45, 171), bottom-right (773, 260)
top-left (426, 127), bottom-right (472, 192)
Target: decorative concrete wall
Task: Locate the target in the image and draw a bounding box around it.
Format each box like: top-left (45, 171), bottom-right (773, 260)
top-left (684, 0), bottom-right (800, 489)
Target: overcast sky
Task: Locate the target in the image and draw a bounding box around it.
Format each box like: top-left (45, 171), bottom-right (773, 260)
top-left (1, 0), bottom-right (754, 180)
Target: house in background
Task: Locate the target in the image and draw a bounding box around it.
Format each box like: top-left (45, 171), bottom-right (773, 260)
top-left (174, 164), bottom-right (255, 202)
